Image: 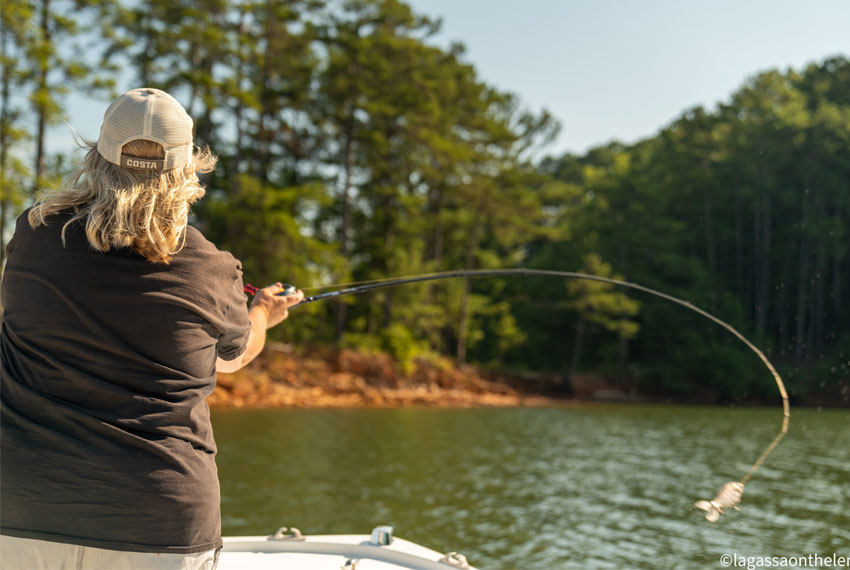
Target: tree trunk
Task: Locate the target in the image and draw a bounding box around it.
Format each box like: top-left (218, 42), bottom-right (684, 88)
top-left (794, 191), bottom-right (810, 363)
top-left (456, 215), bottom-right (484, 364)
top-left (811, 189), bottom-right (827, 354)
top-left (833, 248), bottom-right (843, 327)
top-left (777, 251), bottom-right (792, 355)
top-left (226, 13), bottom-right (246, 253)
top-left (32, 0), bottom-right (50, 197)
top-left (335, 120), bottom-right (355, 342)
top-left (382, 198), bottom-right (395, 327)
top-left (749, 196), bottom-right (760, 326)
top-left (0, 19), bottom-right (12, 269)
top-left (617, 332), bottom-right (629, 378)
top-left (431, 187), bottom-right (444, 267)
top-left (257, 10), bottom-right (274, 185)
top-left (701, 162), bottom-right (717, 310)
top-left (735, 188), bottom-right (744, 298)
top-left (812, 242), bottom-right (826, 354)
top-left (756, 193), bottom-right (771, 335)
top-left (568, 317), bottom-right (587, 389)
top-left (138, 16), bottom-right (154, 85)
top-left (197, 71), bottom-right (214, 148)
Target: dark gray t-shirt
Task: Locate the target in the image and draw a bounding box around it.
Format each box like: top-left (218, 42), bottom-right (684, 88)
top-left (0, 210), bottom-right (250, 553)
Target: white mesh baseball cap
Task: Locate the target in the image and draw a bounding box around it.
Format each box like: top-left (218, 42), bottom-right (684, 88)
top-left (97, 88), bottom-right (194, 172)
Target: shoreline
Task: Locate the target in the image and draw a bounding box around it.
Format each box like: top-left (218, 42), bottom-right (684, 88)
top-left (209, 344), bottom-right (565, 409)
top-left (208, 344), bottom-right (843, 409)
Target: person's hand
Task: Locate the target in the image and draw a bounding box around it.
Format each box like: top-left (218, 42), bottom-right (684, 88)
top-left (217, 283), bottom-right (303, 373)
top-left (249, 282), bottom-right (304, 329)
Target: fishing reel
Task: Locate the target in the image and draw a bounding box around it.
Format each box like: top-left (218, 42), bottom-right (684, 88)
top-left (275, 284), bottom-right (298, 296)
top-left (243, 283), bottom-right (298, 296)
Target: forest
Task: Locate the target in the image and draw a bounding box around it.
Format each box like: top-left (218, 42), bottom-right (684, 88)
top-left (2, 0), bottom-right (848, 405)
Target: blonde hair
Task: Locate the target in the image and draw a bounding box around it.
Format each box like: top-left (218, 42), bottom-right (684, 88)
top-left (29, 139), bottom-right (217, 263)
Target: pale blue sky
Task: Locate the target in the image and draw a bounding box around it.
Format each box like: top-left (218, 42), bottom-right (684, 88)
top-left (406, 0), bottom-right (849, 155)
top-left (53, 0), bottom-right (849, 158)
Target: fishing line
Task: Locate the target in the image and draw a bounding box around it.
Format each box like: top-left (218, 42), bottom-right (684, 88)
top-left (245, 268), bottom-right (789, 519)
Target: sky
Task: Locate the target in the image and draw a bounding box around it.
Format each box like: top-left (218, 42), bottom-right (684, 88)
top-left (403, 0), bottom-right (849, 155)
top-left (52, 0), bottom-right (850, 158)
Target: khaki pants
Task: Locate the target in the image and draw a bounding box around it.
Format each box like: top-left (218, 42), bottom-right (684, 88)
top-left (0, 536), bottom-right (220, 570)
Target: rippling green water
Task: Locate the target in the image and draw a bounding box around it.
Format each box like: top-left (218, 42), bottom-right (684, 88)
top-left (212, 405), bottom-right (849, 569)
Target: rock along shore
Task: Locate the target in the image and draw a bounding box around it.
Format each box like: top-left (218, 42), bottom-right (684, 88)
top-left (208, 344), bottom-right (562, 409)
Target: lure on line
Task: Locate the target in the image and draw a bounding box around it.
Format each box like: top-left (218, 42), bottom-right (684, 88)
top-left (245, 268), bottom-right (790, 521)
top-left (695, 482), bottom-right (744, 522)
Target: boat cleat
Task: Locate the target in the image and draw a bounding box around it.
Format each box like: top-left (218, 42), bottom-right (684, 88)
top-left (270, 526), bottom-right (306, 541)
top-left (439, 552), bottom-right (471, 569)
top-left (369, 525), bottom-right (394, 546)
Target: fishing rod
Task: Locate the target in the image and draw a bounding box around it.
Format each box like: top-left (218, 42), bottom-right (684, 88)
top-left (245, 268), bottom-right (790, 520)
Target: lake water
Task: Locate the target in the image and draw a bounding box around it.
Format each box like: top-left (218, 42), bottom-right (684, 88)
top-left (212, 405), bottom-right (849, 569)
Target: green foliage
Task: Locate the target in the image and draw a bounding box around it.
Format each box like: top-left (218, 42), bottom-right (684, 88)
top-left (566, 253), bottom-right (640, 339)
top-left (379, 322), bottom-right (427, 371)
top-left (528, 56), bottom-right (850, 403)
top-left (342, 323), bottom-right (430, 374)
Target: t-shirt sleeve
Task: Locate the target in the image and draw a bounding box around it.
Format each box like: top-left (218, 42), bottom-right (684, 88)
top-left (5, 210), bottom-right (32, 257)
top-left (216, 260), bottom-right (251, 361)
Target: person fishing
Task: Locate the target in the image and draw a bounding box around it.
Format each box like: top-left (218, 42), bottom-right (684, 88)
top-left (0, 87), bottom-right (303, 569)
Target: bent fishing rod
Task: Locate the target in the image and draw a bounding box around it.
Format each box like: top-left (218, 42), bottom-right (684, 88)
top-left (245, 268), bottom-right (789, 520)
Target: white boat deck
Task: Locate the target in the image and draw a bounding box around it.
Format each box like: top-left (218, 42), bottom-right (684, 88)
top-left (218, 526), bottom-right (476, 570)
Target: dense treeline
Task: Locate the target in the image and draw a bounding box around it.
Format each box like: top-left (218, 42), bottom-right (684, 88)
top-left (1, 0), bottom-right (848, 404)
top-left (528, 61), bottom-right (850, 404)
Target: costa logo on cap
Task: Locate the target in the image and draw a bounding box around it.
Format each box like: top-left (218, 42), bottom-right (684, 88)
top-left (97, 88), bottom-right (194, 171)
top-left (120, 155), bottom-right (166, 171)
